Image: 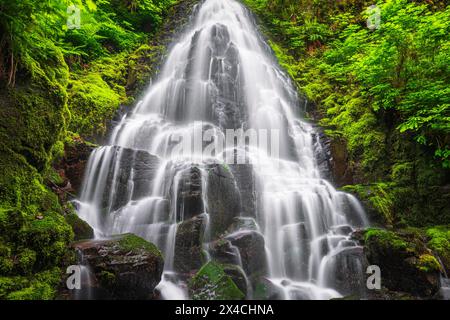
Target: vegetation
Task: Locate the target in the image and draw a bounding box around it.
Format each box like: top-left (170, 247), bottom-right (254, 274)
top-left (244, 0), bottom-right (449, 227)
top-left (0, 0), bottom-right (178, 299)
top-left (0, 0), bottom-right (448, 300)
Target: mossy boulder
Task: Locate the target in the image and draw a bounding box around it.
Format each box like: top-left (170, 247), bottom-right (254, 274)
top-left (189, 261), bottom-right (245, 300)
top-left (426, 226), bottom-right (450, 274)
top-left (65, 213), bottom-right (94, 241)
top-left (363, 228), bottom-right (441, 297)
top-left (72, 233), bottom-right (163, 299)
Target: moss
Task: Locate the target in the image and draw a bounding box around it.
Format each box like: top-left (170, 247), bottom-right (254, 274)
top-left (364, 228), bottom-right (412, 252)
top-left (118, 233), bottom-right (162, 258)
top-left (65, 212), bottom-right (94, 241)
top-left (189, 261), bottom-right (245, 300)
top-left (98, 270), bottom-right (116, 287)
top-left (0, 268), bottom-right (61, 300)
top-left (17, 249), bottom-right (37, 274)
top-left (426, 226), bottom-right (450, 272)
top-left (417, 254), bottom-right (442, 273)
top-left (67, 72), bottom-right (123, 139)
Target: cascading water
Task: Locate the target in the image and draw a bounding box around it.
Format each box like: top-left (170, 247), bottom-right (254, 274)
top-left (75, 0), bottom-right (369, 300)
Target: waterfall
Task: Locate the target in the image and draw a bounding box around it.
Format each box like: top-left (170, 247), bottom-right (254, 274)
top-left (76, 0), bottom-right (369, 300)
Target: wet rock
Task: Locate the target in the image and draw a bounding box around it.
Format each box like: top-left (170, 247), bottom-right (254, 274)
top-left (282, 222), bottom-right (310, 280)
top-left (229, 165), bottom-right (257, 218)
top-left (225, 230), bottom-right (267, 278)
top-left (101, 146), bottom-right (160, 211)
top-left (312, 130), bottom-right (333, 181)
top-left (222, 264), bottom-right (249, 297)
top-left (174, 214), bottom-right (207, 274)
top-left (175, 166), bottom-right (204, 221)
top-left (188, 261), bottom-right (245, 300)
top-left (205, 164), bottom-right (242, 238)
top-left (65, 213), bottom-right (94, 241)
top-left (253, 278), bottom-right (285, 300)
top-left (323, 246), bottom-right (369, 297)
top-left (331, 224), bottom-right (354, 236)
top-left (72, 233), bottom-right (164, 299)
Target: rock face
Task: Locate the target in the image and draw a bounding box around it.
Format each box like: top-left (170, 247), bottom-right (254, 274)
top-left (362, 229), bottom-right (441, 297)
top-left (205, 164), bottom-right (242, 239)
top-left (229, 164), bottom-right (256, 218)
top-left (72, 234), bottom-right (164, 300)
top-left (102, 146), bottom-right (161, 212)
top-left (175, 166), bottom-right (204, 221)
top-left (174, 214), bottom-right (207, 274)
top-left (55, 139), bottom-right (95, 195)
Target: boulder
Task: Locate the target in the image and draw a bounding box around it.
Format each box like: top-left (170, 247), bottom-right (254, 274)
top-left (211, 229), bottom-right (267, 279)
top-left (174, 214), bottom-right (207, 274)
top-left (322, 246), bottom-right (369, 297)
top-left (188, 261), bottom-right (245, 300)
top-left (363, 228), bottom-right (441, 297)
top-left (175, 166), bottom-right (204, 221)
top-left (205, 163), bottom-right (242, 238)
top-left (72, 233), bottom-right (164, 299)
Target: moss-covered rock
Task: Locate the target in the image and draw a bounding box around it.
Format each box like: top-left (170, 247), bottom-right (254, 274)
top-left (426, 226), bottom-right (450, 274)
top-left (189, 261), bottom-right (245, 300)
top-left (71, 234), bottom-right (163, 300)
top-left (363, 228), bottom-right (441, 297)
top-left (65, 213), bottom-right (94, 241)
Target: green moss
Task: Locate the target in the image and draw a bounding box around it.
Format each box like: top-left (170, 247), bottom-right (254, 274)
top-left (118, 233), bottom-right (162, 257)
top-left (0, 268), bottom-right (61, 300)
top-left (364, 228), bottom-right (412, 252)
top-left (17, 249), bottom-right (37, 274)
top-left (417, 254), bottom-right (442, 273)
top-left (98, 270), bottom-right (116, 287)
top-left (426, 226), bottom-right (450, 271)
top-left (189, 261), bottom-right (245, 300)
top-left (65, 212), bottom-right (94, 241)
top-left (67, 72), bottom-right (123, 139)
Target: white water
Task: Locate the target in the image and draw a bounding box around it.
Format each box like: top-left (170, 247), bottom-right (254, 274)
top-left (76, 0), bottom-right (369, 300)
